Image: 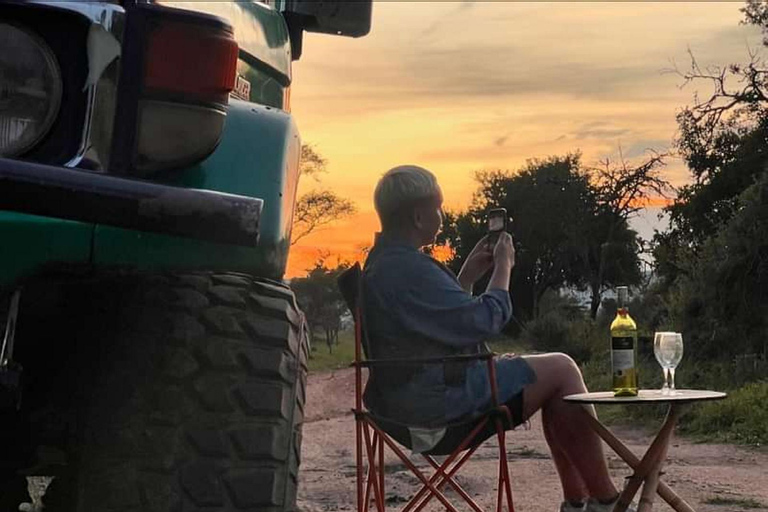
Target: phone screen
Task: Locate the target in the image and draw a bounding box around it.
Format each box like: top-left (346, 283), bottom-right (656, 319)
top-left (488, 215), bottom-right (504, 232)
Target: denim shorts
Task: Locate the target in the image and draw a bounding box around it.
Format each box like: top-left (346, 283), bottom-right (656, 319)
top-left (445, 355), bottom-right (537, 423)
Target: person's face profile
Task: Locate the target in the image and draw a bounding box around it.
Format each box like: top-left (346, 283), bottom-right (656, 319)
top-left (413, 195), bottom-right (443, 245)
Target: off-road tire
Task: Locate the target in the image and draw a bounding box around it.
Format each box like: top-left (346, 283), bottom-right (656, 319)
top-left (66, 272), bottom-right (308, 512)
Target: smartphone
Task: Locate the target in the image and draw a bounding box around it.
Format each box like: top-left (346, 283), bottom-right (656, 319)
top-left (487, 207), bottom-right (508, 246)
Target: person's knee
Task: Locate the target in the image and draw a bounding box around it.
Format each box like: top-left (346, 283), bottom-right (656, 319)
top-left (550, 352), bottom-right (577, 369)
top-left (549, 352), bottom-right (582, 380)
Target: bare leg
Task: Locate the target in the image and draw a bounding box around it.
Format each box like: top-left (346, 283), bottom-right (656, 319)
top-left (520, 353), bottom-right (618, 501)
top-left (543, 418), bottom-right (589, 502)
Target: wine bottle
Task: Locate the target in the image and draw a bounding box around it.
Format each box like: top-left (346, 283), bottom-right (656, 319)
top-left (611, 286), bottom-right (638, 397)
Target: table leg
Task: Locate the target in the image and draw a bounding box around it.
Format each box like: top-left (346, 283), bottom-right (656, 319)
top-left (637, 404), bottom-right (683, 512)
top-left (577, 407), bottom-right (694, 512)
top-left (619, 404), bottom-right (682, 511)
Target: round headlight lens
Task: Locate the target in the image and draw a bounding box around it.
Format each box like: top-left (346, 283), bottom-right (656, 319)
top-left (0, 23), bottom-right (62, 157)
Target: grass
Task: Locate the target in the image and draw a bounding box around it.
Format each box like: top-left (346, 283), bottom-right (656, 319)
top-left (487, 335), bottom-right (531, 356)
top-left (679, 380), bottom-right (768, 445)
top-left (307, 329), bottom-right (356, 373)
top-left (705, 496), bottom-right (766, 509)
top-left (307, 324), bottom-right (768, 447)
top-left (307, 332), bottom-right (530, 374)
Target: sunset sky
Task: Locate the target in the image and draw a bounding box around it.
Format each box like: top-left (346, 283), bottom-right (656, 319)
top-left (286, 1), bottom-right (764, 277)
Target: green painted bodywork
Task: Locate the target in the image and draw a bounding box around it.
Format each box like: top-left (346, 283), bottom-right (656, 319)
top-left (0, 2), bottom-right (300, 289)
top-left (93, 100), bottom-right (301, 280)
top-left (0, 214), bottom-right (93, 287)
top-left (237, 59), bottom-right (286, 109)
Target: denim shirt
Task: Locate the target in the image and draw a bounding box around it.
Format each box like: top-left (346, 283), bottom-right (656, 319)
top-left (362, 234), bottom-right (513, 426)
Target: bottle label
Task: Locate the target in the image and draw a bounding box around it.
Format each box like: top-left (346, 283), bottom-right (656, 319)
top-left (612, 336), bottom-right (635, 373)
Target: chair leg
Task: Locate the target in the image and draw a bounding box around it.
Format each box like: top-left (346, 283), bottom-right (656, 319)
top-left (363, 422), bottom-right (386, 512)
top-left (375, 427), bottom-right (463, 512)
top-left (379, 434), bottom-right (385, 511)
top-left (495, 419), bottom-right (515, 512)
top-left (416, 451), bottom-right (485, 512)
top-left (363, 433), bottom-right (374, 511)
top-left (362, 416), bottom-right (516, 512)
top-left (357, 419), bottom-right (365, 512)
top-left (402, 419), bottom-right (489, 512)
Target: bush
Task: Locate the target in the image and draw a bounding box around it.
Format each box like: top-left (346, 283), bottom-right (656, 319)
top-left (680, 381), bottom-right (768, 445)
top-left (663, 172), bottom-right (768, 360)
top-left (518, 291), bottom-right (600, 362)
top-left (581, 352), bottom-right (768, 442)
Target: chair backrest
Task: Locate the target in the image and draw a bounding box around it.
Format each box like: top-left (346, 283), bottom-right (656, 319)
top-left (337, 262), bottom-right (361, 315)
top-left (337, 262), bottom-right (371, 360)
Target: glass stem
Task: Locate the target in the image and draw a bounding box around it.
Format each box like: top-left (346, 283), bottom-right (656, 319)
top-left (662, 368), bottom-right (670, 390)
top-left (669, 367), bottom-right (676, 393)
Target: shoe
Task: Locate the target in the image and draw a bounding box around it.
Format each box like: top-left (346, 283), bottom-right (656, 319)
top-left (559, 502), bottom-right (585, 512)
top-left (585, 496), bottom-right (636, 512)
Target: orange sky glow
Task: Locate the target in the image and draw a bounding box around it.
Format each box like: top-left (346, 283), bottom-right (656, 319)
top-left (285, 2), bottom-right (763, 277)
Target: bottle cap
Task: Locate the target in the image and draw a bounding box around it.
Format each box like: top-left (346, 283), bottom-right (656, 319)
top-left (617, 286), bottom-right (628, 307)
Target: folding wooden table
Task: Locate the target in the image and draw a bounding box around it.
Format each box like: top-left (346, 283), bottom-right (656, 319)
top-left (563, 390), bottom-right (727, 512)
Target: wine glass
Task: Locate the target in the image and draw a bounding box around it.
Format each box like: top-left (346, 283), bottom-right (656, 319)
top-left (659, 333), bottom-right (684, 395)
top-left (653, 331), bottom-right (675, 395)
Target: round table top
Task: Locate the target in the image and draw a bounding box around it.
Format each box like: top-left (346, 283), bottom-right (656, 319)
top-left (564, 389), bottom-right (727, 404)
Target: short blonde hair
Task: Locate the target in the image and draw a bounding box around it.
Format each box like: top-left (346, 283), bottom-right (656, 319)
top-left (374, 165), bottom-right (442, 225)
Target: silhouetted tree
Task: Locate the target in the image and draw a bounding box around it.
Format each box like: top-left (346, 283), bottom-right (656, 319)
top-left (440, 154), bottom-right (645, 320)
top-left (583, 151), bottom-right (670, 318)
top-left (650, 1), bottom-right (768, 359)
top-left (292, 258), bottom-right (349, 353)
top-left (291, 144), bottom-right (357, 245)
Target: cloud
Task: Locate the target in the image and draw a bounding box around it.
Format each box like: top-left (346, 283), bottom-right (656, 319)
top-left (296, 1), bottom-right (767, 128)
top-left (494, 134), bottom-right (510, 147)
top-left (621, 139), bottom-right (672, 159)
top-left (569, 121), bottom-right (632, 141)
top-left (420, 1), bottom-right (476, 40)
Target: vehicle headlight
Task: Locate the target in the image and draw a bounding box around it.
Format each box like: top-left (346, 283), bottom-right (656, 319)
top-left (0, 23), bottom-right (62, 157)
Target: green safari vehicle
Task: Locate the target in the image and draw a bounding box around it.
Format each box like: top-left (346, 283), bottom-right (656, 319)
top-left (0, 1), bottom-right (370, 510)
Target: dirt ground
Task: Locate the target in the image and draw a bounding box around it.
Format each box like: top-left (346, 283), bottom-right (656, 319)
top-left (298, 369), bottom-right (768, 512)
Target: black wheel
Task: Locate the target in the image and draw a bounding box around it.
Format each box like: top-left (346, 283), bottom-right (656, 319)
top-left (48, 273), bottom-right (308, 512)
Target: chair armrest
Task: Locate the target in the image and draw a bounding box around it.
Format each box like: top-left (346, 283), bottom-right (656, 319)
top-left (352, 352), bottom-right (493, 368)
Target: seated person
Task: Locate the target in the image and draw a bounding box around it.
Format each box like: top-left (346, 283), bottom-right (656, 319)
top-left (362, 165), bottom-right (628, 512)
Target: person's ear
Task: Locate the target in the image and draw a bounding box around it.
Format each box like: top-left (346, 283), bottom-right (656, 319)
top-left (412, 208), bottom-right (424, 230)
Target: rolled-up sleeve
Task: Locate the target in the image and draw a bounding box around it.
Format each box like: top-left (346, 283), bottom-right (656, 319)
top-left (391, 254), bottom-right (512, 347)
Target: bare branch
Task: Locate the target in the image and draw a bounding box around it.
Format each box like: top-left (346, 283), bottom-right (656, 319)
top-left (291, 190), bottom-right (357, 245)
top-left (587, 151), bottom-right (672, 221)
top-left (300, 144), bottom-right (328, 181)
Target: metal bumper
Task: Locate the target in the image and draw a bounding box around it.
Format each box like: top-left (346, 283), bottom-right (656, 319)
top-left (0, 158), bottom-right (263, 247)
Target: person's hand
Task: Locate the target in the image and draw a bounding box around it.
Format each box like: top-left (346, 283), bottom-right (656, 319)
top-left (458, 235), bottom-right (494, 286)
top-left (493, 232), bottom-right (515, 270)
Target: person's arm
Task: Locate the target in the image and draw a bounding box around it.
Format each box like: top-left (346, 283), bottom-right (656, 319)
top-left (486, 232), bottom-right (515, 293)
top-left (392, 251), bottom-right (513, 348)
top-left (457, 236), bottom-right (493, 293)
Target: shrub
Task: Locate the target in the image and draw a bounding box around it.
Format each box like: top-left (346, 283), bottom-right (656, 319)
top-left (680, 381), bottom-right (768, 445)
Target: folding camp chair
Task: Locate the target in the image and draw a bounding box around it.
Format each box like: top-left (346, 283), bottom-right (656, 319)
top-left (338, 262), bottom-right (517, 512)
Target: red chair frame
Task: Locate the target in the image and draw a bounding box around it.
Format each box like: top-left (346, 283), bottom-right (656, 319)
top-left (342, 263), bottom-right (516, 512)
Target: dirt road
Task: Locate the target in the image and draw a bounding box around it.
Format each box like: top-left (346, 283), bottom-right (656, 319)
top-left (298, 369), bottom-right (768, 512)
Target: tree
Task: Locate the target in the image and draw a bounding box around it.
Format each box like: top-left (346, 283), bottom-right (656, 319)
top-left (583, 151), bottom-right (670, 318)
top-left (291, 258), bottom-right (350, 353)
top-left (439, 153), bottom-right (654, 321)
top-left (440, 154), bottom-right (643, 320)
top-left (668, 172), bottom-right (768, 358)
top-left (650, 0), bottom-right (768, 360)
top-left (656, 2), bottom-right (768, 273)
top-left (300, 144), bottom-right (329, 180)
top-left (292, 190), bottom-right (356, 245)
top-left (291, 144), bottom-right (357, 245)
